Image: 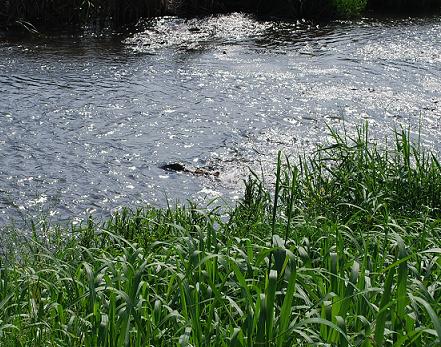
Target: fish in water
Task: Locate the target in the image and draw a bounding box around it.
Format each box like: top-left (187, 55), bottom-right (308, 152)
top-left (160, 163), bottom-right (220, 177)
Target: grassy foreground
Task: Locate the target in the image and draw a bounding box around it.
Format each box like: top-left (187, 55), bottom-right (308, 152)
top-left (0, 126), bottom-right (440, 346)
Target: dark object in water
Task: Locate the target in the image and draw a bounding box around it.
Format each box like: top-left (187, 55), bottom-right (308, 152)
top-left (161, 163), bottom-right (187, 172)
top-left (160, 163), bottom-right (220, 177)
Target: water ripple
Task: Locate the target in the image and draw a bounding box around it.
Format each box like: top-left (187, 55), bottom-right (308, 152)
top-left (0, 13), bottom-right (440, 224)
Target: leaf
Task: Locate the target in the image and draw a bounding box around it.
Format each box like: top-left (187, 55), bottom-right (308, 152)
top-left (276, 258), bottom-right (297, 347)
top-left (375, 265), bottom-right (395, 346)
top-left (410, 295), bottom-right (441, 344)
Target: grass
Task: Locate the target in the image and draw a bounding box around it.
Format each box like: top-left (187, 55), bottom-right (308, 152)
top-left (0, 124), bottom-right (440, 346)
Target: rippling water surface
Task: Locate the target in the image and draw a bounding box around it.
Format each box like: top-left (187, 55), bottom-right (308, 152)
top-left (1, 14), bottom-right (440, 224)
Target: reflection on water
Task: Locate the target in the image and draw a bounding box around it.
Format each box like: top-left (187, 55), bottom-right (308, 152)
top-left (0, 13), bottom-right (440, 224)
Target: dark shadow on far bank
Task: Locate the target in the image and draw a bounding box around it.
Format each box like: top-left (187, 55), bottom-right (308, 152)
top-left (1, 0), bottom-right (441, 34)
top-left (367, 0), bottom-right (441, 12)
top-left (0, 0), bottom-right (167, 32)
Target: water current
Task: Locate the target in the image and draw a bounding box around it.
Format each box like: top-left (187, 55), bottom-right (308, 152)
top-left (0, 13), bottom-right (440, 224)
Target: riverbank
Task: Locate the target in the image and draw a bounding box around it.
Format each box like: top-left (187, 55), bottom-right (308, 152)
top-left (1, 0), bottom-right (441, 30)
top-left (1, 126), bottom-right (440, 346)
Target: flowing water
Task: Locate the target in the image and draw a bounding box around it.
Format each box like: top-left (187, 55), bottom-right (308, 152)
top-left (1, 13), bottom-right (440, 224)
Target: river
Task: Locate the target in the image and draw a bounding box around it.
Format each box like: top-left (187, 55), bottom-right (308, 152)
top-left (0, 13), bottom-right (440, 224)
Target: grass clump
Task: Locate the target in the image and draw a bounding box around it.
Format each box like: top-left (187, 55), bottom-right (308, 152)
top-left (333, 0), bottom-right (368, 17)
top-left (0, 125), bottom-right (440, 346)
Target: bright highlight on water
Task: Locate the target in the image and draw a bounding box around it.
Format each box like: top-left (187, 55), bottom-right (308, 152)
top-left (1, 14), bottom-right (440, 223)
